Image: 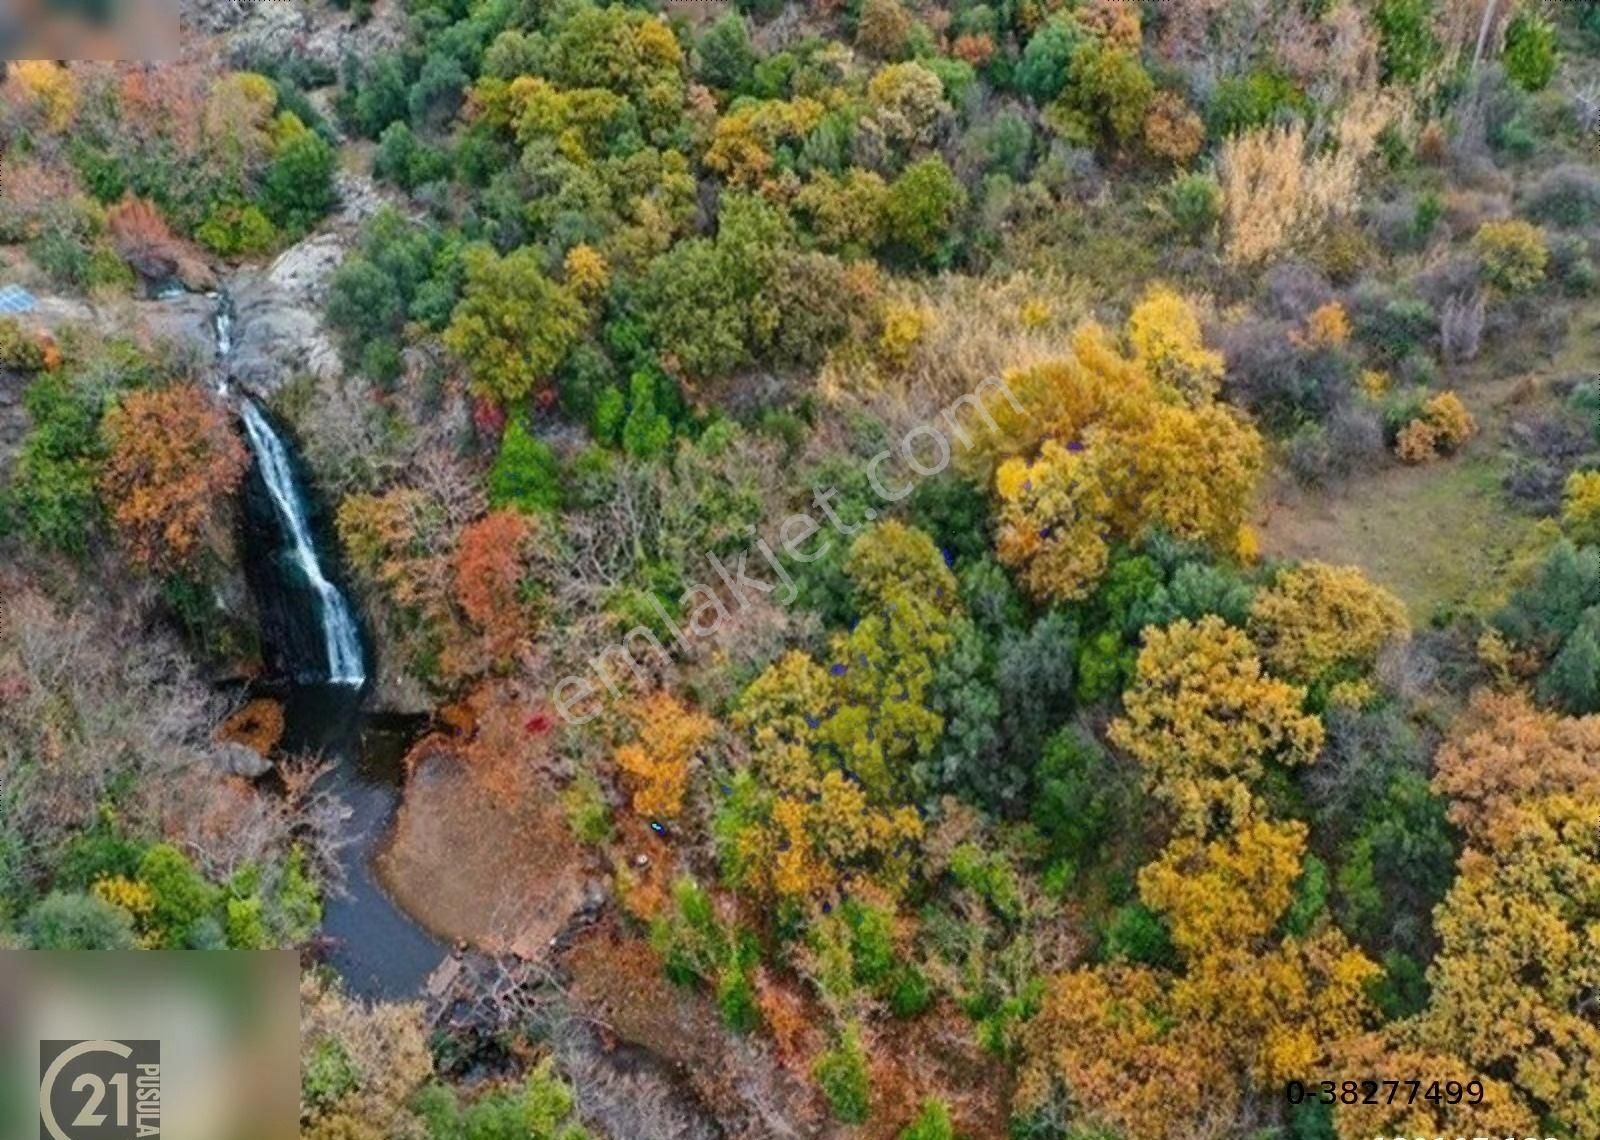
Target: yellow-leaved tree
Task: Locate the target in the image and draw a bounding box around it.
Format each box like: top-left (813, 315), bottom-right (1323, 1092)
top-left (615, 691), bottom-right (715, 820)
top-left (991, 309), bottom-right (1262, 604)
top-left (1109, 616), bottom-right (1323, 832)
top-left (1126, 284), bottom-right (1224, 402)
top-left (1418, 791), bottom-right (1600, 1135)
top-left (1343, 692), bottom-right (1600, 1138)
top-left (1247, 562), bottom-right (1409, 697)
top-left (1022, 605), bottom-right (1382, 1140)
top-left (717, 523), bottom-right (961, 904)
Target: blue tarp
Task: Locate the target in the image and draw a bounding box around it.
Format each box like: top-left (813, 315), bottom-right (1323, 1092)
top-left (0, 284), bottom-right (37, 314)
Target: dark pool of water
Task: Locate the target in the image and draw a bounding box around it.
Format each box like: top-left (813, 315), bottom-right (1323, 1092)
top-left (279, 685), bottom-right (447, 999)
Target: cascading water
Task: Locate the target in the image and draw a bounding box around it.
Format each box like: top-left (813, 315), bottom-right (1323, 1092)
top-left (213, 291), bottom-right (235, 359)
top-left (212, 291), bottom-right (364, 686)
top-left (238, 401), bottom-right (366, 686)
top-left (207, 287), bottom-right (440, 997)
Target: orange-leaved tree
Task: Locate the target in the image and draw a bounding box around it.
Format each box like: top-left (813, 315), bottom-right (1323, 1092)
top-left (99, 384), bottom-right (247, 571)
top-left (453, 508), bottom-right (543, 669)
top-left (615, 691), bottom-right (715, 821)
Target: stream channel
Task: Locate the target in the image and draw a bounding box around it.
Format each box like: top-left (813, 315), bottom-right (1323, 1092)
top-left (217, 293), bottom-right (447, 997)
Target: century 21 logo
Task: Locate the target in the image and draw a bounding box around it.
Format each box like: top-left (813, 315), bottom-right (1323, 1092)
top-left (38, 1041), bottom-right (161, 1140)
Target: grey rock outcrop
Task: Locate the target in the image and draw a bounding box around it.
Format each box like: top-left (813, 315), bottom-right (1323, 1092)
top-left (226, 232), bottom-right (347, 395)
top-left (213, 741), bottom-right (272, 779)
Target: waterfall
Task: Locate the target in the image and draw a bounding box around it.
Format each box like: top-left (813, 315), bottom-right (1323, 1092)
top-left (239, 401), bottom-right (366, 686)
top-left (213, 292), bottom-right (235, 359)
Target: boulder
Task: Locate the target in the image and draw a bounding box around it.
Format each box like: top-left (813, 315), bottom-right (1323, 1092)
top-left (219, 0), bottom-right (309, 69)
top-left (264, 232), bottom-right (345, 303)
top-left (300, 0), bottom-right (409, 74)
top-left (173, 253), bottom-right (218, 293)
top-left (366, 651), bottom-right (436, 717)
top-left (213, 741), bottom-right (272, 780)
top-left (135, 291), bottom-right (218, 362)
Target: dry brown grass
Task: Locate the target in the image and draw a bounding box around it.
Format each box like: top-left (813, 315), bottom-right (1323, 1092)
top-left (813, 269), bottom-right (1093, 451)
top-left (1221, 92), bottom-right (1402, 266)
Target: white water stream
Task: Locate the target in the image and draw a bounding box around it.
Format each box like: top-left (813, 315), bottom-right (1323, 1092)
top-left (215, 296), bottom-right (364, 685)
top-left (238, 401), bottom-right (366, 685)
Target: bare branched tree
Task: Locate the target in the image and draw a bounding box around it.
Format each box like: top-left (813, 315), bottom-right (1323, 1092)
top-left (282, 754), bottom-right (355, 896)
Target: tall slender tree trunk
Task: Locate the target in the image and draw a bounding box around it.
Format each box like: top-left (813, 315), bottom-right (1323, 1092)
top-left (1472, 0), bottom-right (1501, 71)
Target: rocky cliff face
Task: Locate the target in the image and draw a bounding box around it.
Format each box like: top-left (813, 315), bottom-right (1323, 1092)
top-left (193, 0), bottom-right (410, 79)
top-left (226, 233), bottom-right (347, 394)
top-left (8, 170), bottom-right (392, 400)
top-left (223, 171), bottom-right (394, 396)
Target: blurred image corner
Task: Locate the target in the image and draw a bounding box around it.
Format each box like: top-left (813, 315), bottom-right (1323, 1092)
top-left (1, 0), bottom-right (180, 62)
top-left (0, 950), bottom-right (298, 1140)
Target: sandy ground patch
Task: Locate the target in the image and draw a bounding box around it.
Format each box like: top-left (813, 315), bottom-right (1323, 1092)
top-left (377, 741), bottom-right (590, 959)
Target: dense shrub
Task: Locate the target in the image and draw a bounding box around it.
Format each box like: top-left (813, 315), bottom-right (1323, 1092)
top-left (1502, 10), bottom-right (1558, 92)
top-left (1332, 769), bottom-right (1455, 955)
top-left (1164, 171), bottom-right (1221, 242)
top-left (261, 123), bottom-right (337, 234)
top-left (1503, 412), bottom-right (1592, 514)
top-left (856, 0), bottom-right (914, 59)
top-left (1033, 725), bottom-right (1118, 871)
top-left (1262, 262), bottom-right (1333, 321)
top-left (1051, 39), bottom-right (1154, 153)
top-left (994, 608), bottom-right (1078, 793)
top-left (137, 843), bottom-right (221, 947)
top-left (373, 122), bottom-right (452, 191)
top-left (697, 13), bottom-right (755, 92)
top-left (488, 418), bottom-right (562, 513)
top-left (7, 367), bottom-right (112, 555)
top-left (1563, 471), bottom-right (1600, 546)
top-left (1373, 0), bottom-right (1440, 84)
top-left (1348, 283), bottom-right (1438, 365)
top-left (1525, 164), bottom-right (1600, 228)
top-left (1219, 318), bottom-right (1357, 430)
top-left (1493, 539), bottom-right (1600, 675)
top-left (24, 892), bottom-right (138, 949)
top-left (1142, 91), bottom-right (1203, 164)
top-left (1439, 291), bottom-right (1485, 363)
top-left (1207, 68), bottom-right (1308, 139)
top-left (1016, 14), bottom-right (1081, 105)
top-left (29, 230), bottom-right (92, 289)
top-left (196, 201), bottom-right (277, 256)
top-left (326, 211), bottom-right (462, 382)
top-left (1312, 222), bottom-right (1376, 284)
top-left (813, 1027), bottom-right (872, 1123)
top-left (1550, 236), bottom-right (1598, 296)
top-left (1394, 391), bottom-right (1476, 464)
top-left (0, 317), bottom-right (49, 371)
top-left (412, 1060), bottom-right (590, 1140)
top-left (1472, 219), bottom-right (1548, 292)
top-left (1542, 611), bottom-right (1600, 713)
top-left (1284, 423), bottom-right (1334, 486)
top-left (342, 54), bottom-right (408, 138)
top-left (882, 157), bottom-right (966, 265)
top-left (899, 1098), bottom-right (956, 1140)
top-left (1490, 537), bottom-right (1600, 714)
top-left (1101, 901), bottom-right (1176, 968)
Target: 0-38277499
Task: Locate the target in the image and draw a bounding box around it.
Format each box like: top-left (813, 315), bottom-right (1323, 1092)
top-left (1288, 1079), bottom-right (1487, 1107)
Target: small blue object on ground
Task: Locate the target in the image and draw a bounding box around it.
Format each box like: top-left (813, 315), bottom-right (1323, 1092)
top-left (0, 284), bottom-right (37, 314)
